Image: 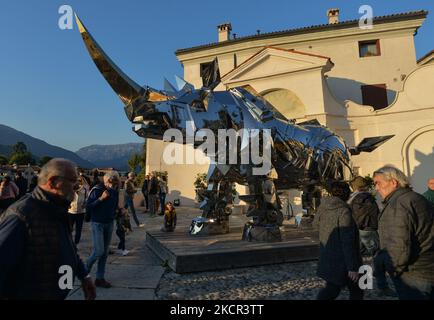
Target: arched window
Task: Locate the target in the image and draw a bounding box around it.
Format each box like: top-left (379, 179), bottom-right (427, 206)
top-left (261, 89), bottom-right (306, 120)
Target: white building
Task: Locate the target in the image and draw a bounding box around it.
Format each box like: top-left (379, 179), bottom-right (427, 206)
top-left (145, 9), bottom-right (434, 205)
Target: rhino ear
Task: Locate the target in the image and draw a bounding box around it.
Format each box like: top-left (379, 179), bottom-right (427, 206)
top-left (163, 78), bottom-right (178, 94)
top-left (174, 75), bottom-right (195, 92)
top-left (75, 14), bottom-right (142, 106)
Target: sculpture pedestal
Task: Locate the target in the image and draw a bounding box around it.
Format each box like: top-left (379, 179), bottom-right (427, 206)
top-left (242, 222), bottom-right (282, 242)
top-left (298, 216), bottom-right (314, 229)
top-left (146, 225), bottom-right (319, 273)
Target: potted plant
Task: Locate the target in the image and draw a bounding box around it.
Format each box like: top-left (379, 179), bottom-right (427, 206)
top-left (194, 173), bottom-right (207, 203)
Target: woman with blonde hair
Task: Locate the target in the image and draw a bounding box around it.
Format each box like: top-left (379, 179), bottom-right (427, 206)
top-left (68, 175), bottom-right (88, 244)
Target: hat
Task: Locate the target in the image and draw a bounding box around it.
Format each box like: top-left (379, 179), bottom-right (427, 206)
top-left (351, 176), bottom-right (369, 190)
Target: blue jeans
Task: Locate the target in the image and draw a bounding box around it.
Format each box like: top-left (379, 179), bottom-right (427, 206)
top-left (124, 193), bottom-right (140, 226)
top-left (392, 273), bottom-right (434, 300)
top-left (86, 221), bottom-right (114, 279)
top-left (159, 193), bottom-right (166, 215)
top-left (149, 194), bottom-right (157, 216)
top-left (68, 213), bottom-right (85, 244)
top-left (116, 227), bottom-right (125, 251)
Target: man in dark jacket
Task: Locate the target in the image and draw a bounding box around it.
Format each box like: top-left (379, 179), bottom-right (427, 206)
top-left (348, 176), bottom-right (380, 257)
top-left (373, 166), bottom-right (434, 300)
top-left (141, 175), bottom-right (149, 212)
top-left (124, 172), bottom-right (143, 227)
top-left (86, 170), bottom-right (121, 288)
top-left (313, 181), bottom-right (363, 300)
top-left (0, 158), bottom-right (96, 300)
top-left (14, 171), bottom-right (28, 199)
top-left (148, 172), bottom-right (159, 217)
top-left (90, 169), bottom-right (101, 188)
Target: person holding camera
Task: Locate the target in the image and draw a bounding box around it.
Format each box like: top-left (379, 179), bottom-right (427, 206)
top-left (85, 171), bottom-right (122, 288)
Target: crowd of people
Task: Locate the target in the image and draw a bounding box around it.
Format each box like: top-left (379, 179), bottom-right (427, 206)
top-left (0, 159), bottom-right (177, 299)
top-left (0, 170), bottom-right (37, 213)
top-left (314, 167), bottom-right (434, 300)
top-left (0, 158), bottom-right (432, 300)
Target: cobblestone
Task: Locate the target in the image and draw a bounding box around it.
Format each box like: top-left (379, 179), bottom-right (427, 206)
top-left (156, 259), bottom-right (397, 300)
top-left (68, 203), bottom-right (398, 300)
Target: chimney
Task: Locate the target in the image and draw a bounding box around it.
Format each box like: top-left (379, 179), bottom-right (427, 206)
top-left (327, 8), bottom-right (340, 24)
top-left (217, 23), bottom-right (232, 42)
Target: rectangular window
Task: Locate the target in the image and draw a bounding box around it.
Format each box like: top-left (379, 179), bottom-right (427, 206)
top-left (359, 40), bottom-right (381, 57)
top-left (200, 62), bottom-right (213, 78)
top-left (361, 84), bottom-right (388, 110)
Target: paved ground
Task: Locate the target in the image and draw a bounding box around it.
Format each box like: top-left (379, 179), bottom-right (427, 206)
top-left (66, 206), bottom-right (165, 300)
top-left (67, 205), bottom-right (397, 300)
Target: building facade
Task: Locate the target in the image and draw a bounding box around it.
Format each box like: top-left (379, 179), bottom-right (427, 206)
top-left (145, 9), bottom-right (434, 206)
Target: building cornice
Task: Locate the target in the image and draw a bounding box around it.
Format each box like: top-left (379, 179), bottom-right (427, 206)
top-left (221, 46), bottom-right (332, 84)
top-left (176, 10), bottom-right (427, 63)
top-left (417, 49), bottom-right (434, 65)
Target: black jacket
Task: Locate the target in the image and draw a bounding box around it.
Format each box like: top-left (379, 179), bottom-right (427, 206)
top-left (14, 177), bottom-right (28, 198)
top-left (148, 177), bottom-right (159, 195)
top-left (0, 187), bottom-right (88, 299)
top-left (313, 196), bottom-right (362, 286)
top-left (348, 191), bottom-right (379, 230)
top-left (86, 184), bottom-right (118, 224)
top-left (378, 187), bottom-right (434, 282)
top-left (141, 179), bottom-right (149, 195)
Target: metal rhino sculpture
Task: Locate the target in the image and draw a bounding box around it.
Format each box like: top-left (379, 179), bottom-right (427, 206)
top-left (75, 15), bottom-right (393, 241)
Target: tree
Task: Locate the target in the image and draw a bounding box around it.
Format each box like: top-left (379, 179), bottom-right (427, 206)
top-left (39, 156), bottom-right (53, 166)
top-left (127, 153), bottom-right (142, 173)
top-left (135, 140), bottom-right (147, 186)
top-left (194, 173), bottom-right (208, 202)
top-left (8, 152), bottom-right (36, 165)
top-left (0, 155), bottom-right (8, 165)
top-left (13, 142), bottom-right (27, 154)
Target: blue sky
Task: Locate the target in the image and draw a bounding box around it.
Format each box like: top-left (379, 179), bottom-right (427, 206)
top-left (1, 0), bottom-right (433, 152)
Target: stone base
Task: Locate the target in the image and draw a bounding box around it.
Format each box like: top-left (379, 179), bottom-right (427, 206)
top-left (146, 226), bottom-right (319, 273)
top-left (298, 216), bottom-right (314, 229)
top-left (231, 204), bottom-right (247, 215)
top-left (242, 223), bottom-right (282, 242)
top-left (189, 217), bottom-right (230, 235)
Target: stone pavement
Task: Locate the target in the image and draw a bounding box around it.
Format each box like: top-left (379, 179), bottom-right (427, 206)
top-left (67, 204), bottom-right (398, 300)
top-left (66, 205), bottom-right (168, 300)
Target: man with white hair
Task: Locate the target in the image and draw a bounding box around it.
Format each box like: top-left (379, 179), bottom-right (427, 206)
top-left (124, 172), bottom-right (144, 227)
top-left (0, 158), bottom-right (96, 300)
top-left (373, 165), bottom-right (434, 300)
top-left (85, 170), bottom-right (123, 288)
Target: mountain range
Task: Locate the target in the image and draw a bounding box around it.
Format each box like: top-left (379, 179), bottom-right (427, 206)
top-left (76, 143), bottom-right (143, 170)
top-left (0, 124), bottom-right (94, 168)
top-left (0, 124), bottom-right (143, 170)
